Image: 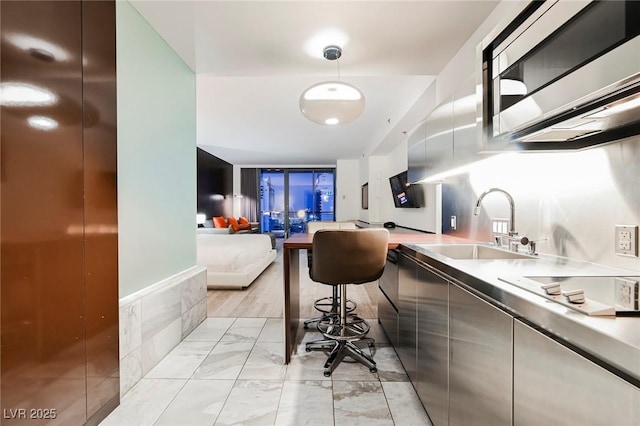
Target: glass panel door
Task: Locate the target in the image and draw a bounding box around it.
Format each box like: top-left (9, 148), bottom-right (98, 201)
top-left (287, 171), bottom-right (314, 235)
top-left (260, 169), bottom-right (335, 237)
top-left (314, 171), bottom-right (335, 222)
top-left (259, 170), bottom-right (285, 236)
top-left (287, 170), bottom-right (335, 235)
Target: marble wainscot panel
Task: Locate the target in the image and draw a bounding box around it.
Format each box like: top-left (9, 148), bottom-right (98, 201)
top-left (118, 265), bottom-right (207, 396)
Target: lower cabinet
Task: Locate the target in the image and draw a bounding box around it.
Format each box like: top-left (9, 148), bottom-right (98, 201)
top-left (416, 265), bottom-right (449, 426)
top-left (378, 290), bottom-right (399, 347)
top-left (449, 284), bottom-right (512, 426)
top-left (514, 320), bottom-right (640, 426)
top-left (379, 254), bottom-right (400, 347)
top-left (398, 253), bottom-right (449, 426)
top-left (395, 254), bottom-right (640, 426)
top-left (398, 254), bottom-right (418, 383)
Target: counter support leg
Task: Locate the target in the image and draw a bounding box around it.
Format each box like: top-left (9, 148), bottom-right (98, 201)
top-left (283, 248), bottom-right (299, 364)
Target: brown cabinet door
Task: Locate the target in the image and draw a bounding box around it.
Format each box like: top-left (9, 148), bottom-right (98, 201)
top-left (1, 1), bottom-right (118, 424)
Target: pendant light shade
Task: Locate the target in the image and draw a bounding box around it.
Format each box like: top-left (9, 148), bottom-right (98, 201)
top-left (299, 81), bottom-right (365, 125)
top-left (299, 46), bottom-right (365, 125)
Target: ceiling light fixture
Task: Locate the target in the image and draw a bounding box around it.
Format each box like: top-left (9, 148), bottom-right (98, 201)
top-left (299, 46), bottom-right (365, 126)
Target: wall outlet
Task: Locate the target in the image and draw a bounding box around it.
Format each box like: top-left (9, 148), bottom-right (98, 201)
top-left (615, 225), bottom-right (638, 257)
top-left (615, 278), bottom-right (639, 310)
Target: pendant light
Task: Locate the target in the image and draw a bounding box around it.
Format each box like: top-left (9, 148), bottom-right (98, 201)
top-left (299, 46), bottom-right (365, 125)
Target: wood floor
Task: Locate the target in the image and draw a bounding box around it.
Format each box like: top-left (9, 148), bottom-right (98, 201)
top-left (206, 239), bottom-right (379, 319)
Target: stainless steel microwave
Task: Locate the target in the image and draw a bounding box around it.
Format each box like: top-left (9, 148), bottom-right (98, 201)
top-left (483, 0), bottom-right (640, 150)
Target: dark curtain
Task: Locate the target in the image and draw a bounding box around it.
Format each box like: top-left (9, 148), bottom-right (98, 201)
top-left (197, 148), bottom-right (233, 219)
top-left (240, 168), bottom-right (259, 222)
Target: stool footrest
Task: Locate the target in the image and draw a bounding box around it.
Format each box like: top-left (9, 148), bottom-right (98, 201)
top-left (313, 296), bottom-right (356, 314)
top-left (317, 315), bottom-right (370, 341)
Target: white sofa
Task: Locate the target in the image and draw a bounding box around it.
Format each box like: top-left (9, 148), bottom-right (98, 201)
top-left (196, 232), bottom-right (276, 289)
top-left (306, 221), bottom-right (357, 233)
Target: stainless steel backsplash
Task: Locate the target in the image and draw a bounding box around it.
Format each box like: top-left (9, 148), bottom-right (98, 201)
top-left (441, 135), bottom-right (640, 272)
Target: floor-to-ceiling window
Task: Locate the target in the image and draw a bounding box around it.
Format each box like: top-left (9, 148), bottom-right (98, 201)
top-left (260, 170), bottom-right (285, 235)
top-left (259, 169), bottom-right (335, 236)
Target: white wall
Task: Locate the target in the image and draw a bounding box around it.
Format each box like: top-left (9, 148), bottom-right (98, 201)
top-left (355, 132), bottom-right (440, 232)
top-left (336, 159), bottom-right (360, 221)
top-left (384, 140), bottom-right (439, 233)
top-left (117, 1), bottom-right (197, 298)
top-left (366, 156), bottom-right (388, 225)
top-left (358, 156), bottom-right (370, 222)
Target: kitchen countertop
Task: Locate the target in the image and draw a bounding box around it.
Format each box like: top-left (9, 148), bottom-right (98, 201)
top-left (399, 241), bottom-right (640, 385)
top-left (282, 231), bottom-right (470, 249)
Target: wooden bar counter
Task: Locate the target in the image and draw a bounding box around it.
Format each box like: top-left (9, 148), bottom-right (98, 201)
top-left (282, 231), bottom-right (468, 363)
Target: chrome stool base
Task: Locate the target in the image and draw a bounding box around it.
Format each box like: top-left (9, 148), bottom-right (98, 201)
top-left (324, 340), bottom-right (377, 377)
top-left (306, 338), bottom-right (377, 377)
top-left (305, 285), bottom-right (376, 377)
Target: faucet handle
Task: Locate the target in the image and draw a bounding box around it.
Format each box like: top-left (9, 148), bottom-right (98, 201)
top-left (520, 237), bottom-right (547, 255)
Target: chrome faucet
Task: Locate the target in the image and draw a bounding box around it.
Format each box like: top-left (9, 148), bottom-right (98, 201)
top-left (474, 188), bottom-right (519, 250)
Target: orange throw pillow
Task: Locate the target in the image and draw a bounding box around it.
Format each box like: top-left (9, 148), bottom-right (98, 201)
top-left (238, 217), bottom-right (250, 225)
top-left (213, 216), bottom-right (227, 229)
top-left (238, 223), bottom-right (252, 230)
top-left (227, 217), bottom-right (240, 232)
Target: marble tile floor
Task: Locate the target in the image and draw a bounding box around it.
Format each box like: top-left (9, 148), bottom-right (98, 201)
top-left (101, 317), bottom-right (432, 426)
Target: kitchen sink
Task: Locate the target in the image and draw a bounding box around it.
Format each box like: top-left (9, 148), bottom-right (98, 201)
top-left (416, 244), bottom-right (534, 260)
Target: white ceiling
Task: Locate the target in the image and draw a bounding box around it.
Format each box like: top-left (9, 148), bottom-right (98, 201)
top-left (131, 0), bottom-right (499, 165)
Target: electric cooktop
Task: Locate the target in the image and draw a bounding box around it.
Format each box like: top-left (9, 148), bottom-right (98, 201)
top-left (499, 275), bottom-right (640, 317)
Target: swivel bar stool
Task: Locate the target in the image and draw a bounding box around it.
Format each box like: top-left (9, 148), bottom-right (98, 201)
top-left (303, 222), bottom-right (357, 330)
top-left (305, 228), bottom-right (389, 377)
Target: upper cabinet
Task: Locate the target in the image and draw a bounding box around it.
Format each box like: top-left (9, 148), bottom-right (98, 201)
top-left (407, 95), bottom-right (453, 183)
top-left (407, 121), bottom-right (427, 184)
top-left (424, 96), bottom-right (454, 179)
top-left (453, 74), bottom-right (481, 168)
top-left (407, 73), bottom-right (481, 183)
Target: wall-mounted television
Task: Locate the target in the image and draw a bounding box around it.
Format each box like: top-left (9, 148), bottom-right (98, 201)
top-left (389, 171), bottom-right (423, 208)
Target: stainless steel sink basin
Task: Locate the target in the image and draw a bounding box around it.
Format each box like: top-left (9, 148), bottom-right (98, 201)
top-left (417, 244), bottom-right (534, 260)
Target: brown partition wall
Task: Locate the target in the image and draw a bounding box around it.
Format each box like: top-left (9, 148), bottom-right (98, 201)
top-left (0, 2), bottom-right (119, 425)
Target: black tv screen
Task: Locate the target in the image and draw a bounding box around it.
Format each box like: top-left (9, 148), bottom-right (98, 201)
top-left (389, 171), bottom-right (423, 208)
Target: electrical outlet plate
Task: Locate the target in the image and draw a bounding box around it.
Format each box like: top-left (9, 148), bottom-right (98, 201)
top-left (614, 278), bottom-right (639, 309)
top-left (492, 218), bottom-right (510, 236)
top-left (615, 225), bottom-right (638, 257)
